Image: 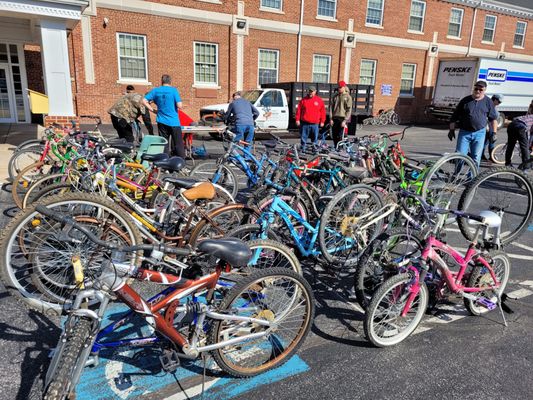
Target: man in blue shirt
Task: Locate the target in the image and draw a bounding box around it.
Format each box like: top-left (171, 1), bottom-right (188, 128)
top-left (143, 74), bottom-right (185, 157)
top-left (224, 91), bottom-right (259, 147)
top-left (448, 80), bottom-right (498, 168)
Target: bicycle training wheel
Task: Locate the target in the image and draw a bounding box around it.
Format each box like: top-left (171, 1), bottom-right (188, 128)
top-left (207, 268), bottom-right (314, 377)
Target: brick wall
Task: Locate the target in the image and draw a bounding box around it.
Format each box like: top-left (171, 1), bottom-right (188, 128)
top-left (24, 44), bottom-right (44, 93)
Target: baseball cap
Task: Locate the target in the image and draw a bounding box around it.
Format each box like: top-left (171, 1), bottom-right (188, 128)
top-left (491, 94), bottom-right (504, 103)
top-left (474, 80), bottom-right (487, 88)
top-left (126, 85), bottom-right (135, 91)
top-left (338, 80), bottom-right (347, 88)
top-left (308, 85), bottom-right (317, 92)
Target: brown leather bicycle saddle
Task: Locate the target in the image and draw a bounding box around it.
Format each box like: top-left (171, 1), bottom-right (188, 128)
top-left (183, 181), bottom-right (216, 200)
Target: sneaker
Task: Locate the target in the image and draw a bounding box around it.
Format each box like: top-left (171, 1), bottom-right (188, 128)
top-left (481, 154), bottom-right (488, 161)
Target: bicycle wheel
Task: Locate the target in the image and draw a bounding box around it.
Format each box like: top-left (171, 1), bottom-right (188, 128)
top-left (464, 251), bottom-right (510, 316)
top-left (0, 192), bottom-right (142, 314)
top-left (208, 268), bottom-right (314, 377)
top-left (26, 182), bottom-right (78, 208)
top-left (318, 184), bottom-right (384, 266)
top-left (189, 160), bottom-right (239, 199)
top-left (7, 146), bottom-right (47, 181)
top-left (490, 143), bottom-right (509, 165)
top-left (43, 317), bottom-right (94, 400)
top-left (364, 272), bottom-right (428, 347)
top-left (391, 113), bottom-right (400, 125)
top-left (421, 153), bottom-right (477, 211)
top-left (12, 161), bottom-right (58, 209)
top-left (245, 239), bottom-right (302, 274)
top-left (457, 167), bottom-right (533, 245)
top-left (226, 223), bottom-right (280, 242)
top-left (21, 173), bottom-right (66, 209)
top-left (354, 228), bottom-right (425, 309)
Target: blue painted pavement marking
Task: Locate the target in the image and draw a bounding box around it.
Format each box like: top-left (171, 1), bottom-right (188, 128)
top-left (73, 302), bottom-right (309, 400)
top-left (528, 224), bottom-right (533, 231)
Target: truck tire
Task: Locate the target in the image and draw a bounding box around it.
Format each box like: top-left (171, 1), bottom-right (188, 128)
top-left (497, 112), bottom-right (505, 130)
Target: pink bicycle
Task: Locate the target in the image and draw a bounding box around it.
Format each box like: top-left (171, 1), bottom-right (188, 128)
top-left (364, 207), bottom-right (510, 347)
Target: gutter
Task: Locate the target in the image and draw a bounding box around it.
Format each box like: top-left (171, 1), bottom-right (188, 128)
top-left (466, 0), bottom-right (482, 57)
top-left (296, 0), bottom-right (304, 81)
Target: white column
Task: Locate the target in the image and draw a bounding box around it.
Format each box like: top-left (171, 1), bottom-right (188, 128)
top-left (40, 19), bottom-right (74, 116)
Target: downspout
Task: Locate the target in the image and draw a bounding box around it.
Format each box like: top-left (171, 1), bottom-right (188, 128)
top-left (466, 1), bottom-right (482, 57)
top-left (296, 0), bottom-right (304, 81)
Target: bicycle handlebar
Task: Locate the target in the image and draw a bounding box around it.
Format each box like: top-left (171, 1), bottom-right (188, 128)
top-left (35, 205), bottom-right (192, 256)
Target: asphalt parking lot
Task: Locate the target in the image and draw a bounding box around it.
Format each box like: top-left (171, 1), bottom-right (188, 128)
top-left (0, 124), bottom-right (532, 400)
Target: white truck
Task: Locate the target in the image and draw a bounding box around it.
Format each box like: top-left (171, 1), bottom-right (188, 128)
top-left (427, 57), bottom-right (533, 128)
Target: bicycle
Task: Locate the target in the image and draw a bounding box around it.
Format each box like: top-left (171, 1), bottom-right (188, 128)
top-left (35, 205), bottom-right (314, 399)
top-left (364, 207), bottom-right (511, 347)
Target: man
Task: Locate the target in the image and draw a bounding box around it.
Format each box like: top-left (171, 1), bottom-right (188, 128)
top-left (482, 94), bottom-right (503, 161)
top-left (224, 91), bottom-right (260, 146)
top-left (143, 74), bottom-right (185, 157)
top-left (505, 99), bottom-right (533, 168)
top-left (126, 85), bottom-right (154, 136)
top-left (330, 81), bottom-right (353, 148)
top-left (108, 89), bottom-right (146, 142)
top-left (448, 80), bottom-right (498, 168)
top-left (295, 85), bottom-right (326, 152)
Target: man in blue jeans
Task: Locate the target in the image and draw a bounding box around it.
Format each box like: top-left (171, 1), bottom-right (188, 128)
top-left (448, 80), bottom-right (498, 168)
top-left (224, 91), bottom-right (259, 147)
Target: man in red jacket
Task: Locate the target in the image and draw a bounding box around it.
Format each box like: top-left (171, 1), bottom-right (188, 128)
top-left (296, 85), bottom-right (326, 152)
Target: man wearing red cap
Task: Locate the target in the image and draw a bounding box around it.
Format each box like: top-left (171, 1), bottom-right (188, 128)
top-left (330, 81), bottom-right (353, 147)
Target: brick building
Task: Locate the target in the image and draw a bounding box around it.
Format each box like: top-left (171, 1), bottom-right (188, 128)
top-left (0, 0), bottom-right (532, 125)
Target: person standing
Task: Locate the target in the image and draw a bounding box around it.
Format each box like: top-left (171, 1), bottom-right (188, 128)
top-left (224, 91), bottom-right (260, 147)
top-left (482, 94), bottom-right (503, 161)
top-left (143, 74), bottom-right (185, 158)
top-left (505, 99), bottom-right (533, 168)
top-left (125, 85), bottom-right (154, 136)
top-left (295, 85), bottom-right (326, 152)
top-left (448, 80), bottom-right (498, 168)
top-left (108, 90), bottom-right (146, 142)
top-left (330, 81), bottom-right (353, 148)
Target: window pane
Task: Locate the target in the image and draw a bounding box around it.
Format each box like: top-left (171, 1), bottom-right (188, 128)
top-left (482, 28), bottom-right (494, 42)
top-left (400, 64), bottom-right (415, 95)
top-left (366, 0), bottom-right (383, 25)
top-left (259, 69), bottom-right (277, 84)
top-left (516, 22), bottom-right (526, 34)
top-left (318, 0), bottom-right (336, 17)
top-left (118, 34), bottom-right (147, 79)
top-left (409, 16), bottom-right (423, 31)
top-left (195, 43), bottom-right (217, 84)
top-left (411, 1), bottom-right (425, 17)
top-left (485, 16), bottom-right (496, 29)
top-left (258, 50), bottom-right (278, 85)
top-left (261, 0), bottom-right (281, 9)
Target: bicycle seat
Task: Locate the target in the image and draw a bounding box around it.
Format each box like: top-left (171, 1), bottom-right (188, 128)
top-left (196, 238), bottom-right (252, 267)
top-left (263, 140), bottom-right (278, 149)
top-left (109, 143), bottom-right (135, 153)
top-left (467, 210), bottom-right (501, 228)
top-left (141, 153), bottom-right (168, 162)
top-left (183, 181), bottom-right (216, 200)
top-left (341, 166), bottom-right (369, 179)
top-left (162, 176), bottom-right (198, 189)
top-left (154, 156), bottom-right (186, 172)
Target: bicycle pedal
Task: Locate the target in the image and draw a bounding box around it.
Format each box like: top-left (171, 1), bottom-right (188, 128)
top-left (476, 297), bottom-right (496, 311)
top-left (114, 373), bottom-right (132, 391)
top-left (159, 349), bottom-right (181, 372)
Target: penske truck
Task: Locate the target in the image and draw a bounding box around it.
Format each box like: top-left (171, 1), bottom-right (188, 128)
top-left (427, 57), bottom-right (533, 128)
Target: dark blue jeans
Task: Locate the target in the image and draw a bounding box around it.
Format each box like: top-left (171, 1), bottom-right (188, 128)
top-left (233, 125), bottom-right (255, 147)
top-left (300, 123), bottom-right (319, 150)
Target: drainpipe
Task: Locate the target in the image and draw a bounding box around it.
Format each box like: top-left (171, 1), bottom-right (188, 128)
top-left (296, 0), bottom-right (304, 81)
top-left (466, 1), bottom-right (482, 57)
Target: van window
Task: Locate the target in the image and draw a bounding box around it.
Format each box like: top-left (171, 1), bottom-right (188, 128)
top-left (260, 91), bottom-right (284, 107)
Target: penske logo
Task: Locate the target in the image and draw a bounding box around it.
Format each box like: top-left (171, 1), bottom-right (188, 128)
top-left (443, 67), bottom-right (472, 73)
top-left (486, 69), bottom-right (507, 82)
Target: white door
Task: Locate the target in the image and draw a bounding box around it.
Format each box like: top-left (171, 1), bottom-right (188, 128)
top-left (0, 66), bottom-right (15, 123)
top-left (255, 89), bottom-right (289, 129)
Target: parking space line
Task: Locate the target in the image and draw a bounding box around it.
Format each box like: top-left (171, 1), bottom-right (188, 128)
top-left (511, 242), bottom-right (533, 253)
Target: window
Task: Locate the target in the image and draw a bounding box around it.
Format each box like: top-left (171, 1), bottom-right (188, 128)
top-left (194, 42), bottom-right (218, 85)
top-left (408, 0), bottom-right (426, 32)
top-left (317, 0), bottom-right (336, 18)
top-left (261, 0), bottom-right (282, 10)
top-left (447, 8), bottom-right (463, 38)
top-left (400, 63), bottom-right (416, 96)
top-left (366, 0), bottom-right (384, 26)
top-left (359, 59), bottom-right (377, 85)
top-left (514, 21), bottom-right (527, 47)
top-left (482, 15), bottom-right (497, 42)
top-left (258, 49), bottom-right (279, 85)
top-left (117, 33), bottom-right (147, 80)
top-left (259, 91), bottom-right (284, 107)
top-left (312, 55), bottom-right (331, 83)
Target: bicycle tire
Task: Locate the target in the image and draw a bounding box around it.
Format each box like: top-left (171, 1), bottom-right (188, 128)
top-left (354, 228), bottom-right (425, 309)
top-left (12, 161), bottom-right (58, 209)
top-left (7, 146), bottom-right (47, 181)
top-left (489, 143), bottom-right (508, 165)
top-left (43, 317), bottom-right (93, 400)
top-left (457, 167), bottom-right (533, 245)
top-left (14, 139), bottom-right (44, 152)
top-left (464, 251), bottom-right (510, 316)
top-left (226, 223), bottom-right (280, 242)
top-left (364, 272), bottom-right (428, 347)
top-left (189, 160), bottom-right (239, 199)
top-left (21, 173), bottom-right (67, 209)
top-left (207, 267), bottom-right (314, 377)
top-left (318, 184), bottom-right (384, 266)
top-left (25, 182), bottom-right (77, 209)
top-left (0, 192), bottom-right (142, 314)
top-left (245, 239), bottom-right (302, 274)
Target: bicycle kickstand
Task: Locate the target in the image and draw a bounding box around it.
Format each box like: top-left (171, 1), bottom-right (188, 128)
top-left (496, 292), bottom-right (508, 327)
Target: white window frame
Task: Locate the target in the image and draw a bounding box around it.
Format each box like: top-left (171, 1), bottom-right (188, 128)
top-left (258, 48), bottom-right (279, 86)
top-left (116, 33), bottom-right (148, 82)
top-left (260, 0), bottom-right (283, 11)
top-left (482, 15), bottom-right (497, 43)
top-left (400, 63), bottom-right (416, 96)
top-left (312, 54), bottom-right (331, 83)
top-left (447, 8), bottom-right (464, 39)
top-left (193, 41), bottom-right (218, 86)
top-left (514, 21), bottom-right (527, 48)
top-left (359, 59), bottom-right (377, 85)
top-left (317, 0), bottom-right (337, 19)
top-left (408, 0), bottom-right (426, 33)
top-left (366, 0), bottom-right (384, 27)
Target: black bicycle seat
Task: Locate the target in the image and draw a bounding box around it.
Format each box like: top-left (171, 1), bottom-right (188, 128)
top-left (263, 140), bottom-right (278, 149)
top-left (141, 153), bottom-right (168, 162)
top-left (341, 165), bottom-right (369, 179)
top-left (196, 238), bottom-right (252, 267)
top-left (154, 156), bottom-right (186, 172)
top-left (109, 143), bottom-right (135, 153)
top-left (162, 176), bottom-right (198, 189)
